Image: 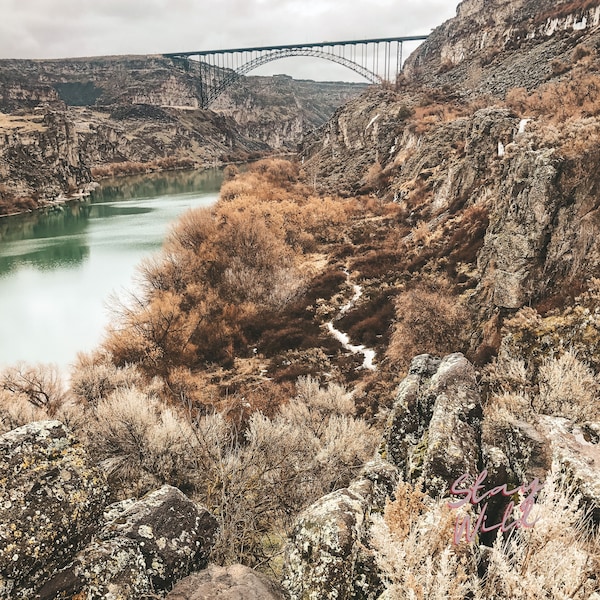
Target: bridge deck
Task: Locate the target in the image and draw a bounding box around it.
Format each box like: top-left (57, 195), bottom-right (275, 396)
top-left (164, 35), bottom-right (428, 58)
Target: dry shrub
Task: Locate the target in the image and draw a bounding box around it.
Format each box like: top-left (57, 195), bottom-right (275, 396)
top-left (483, 355), bottom-right (531, 397)
top-left (505, 74), bottom-right (600, 122)
top-left (371, 487), bottom-right (478, 599)
top-left (408, 101), bottom-right (469, 135)
top-left (387, 278), bottom-right (470, 372)
top-left (499, 282), bottom-right (600, 374)
top-left (70, 351), bottom-right (143, 405)
top-left (337, 290), bottom-right (397, 349)
top-left (383, 481), bottom-right (426, 540)
top-left (84, 387), bottom-right (205, 497)
top-left (81, 375), bottom-right (377, 566)
top-left (104, 158), bottom-right (352, 385)
top-left (538, 0), bottom-right (600, 22)
top-left (411, 220), bottom-right (434, 247)
top-left (0, 389), bottom-right (49, 434)
top-left (484, 391), bottom-right (532, 424)
top-left (535, 351), bottom-right (600, 421)
top-left (371, 467), bottom-right (599, 599)
top-left (479, 465), bottom-right (600, 599)
top-left (104, 289), bottom-right (206, 377)
top-left (1, 363), bottom-right (67, 413)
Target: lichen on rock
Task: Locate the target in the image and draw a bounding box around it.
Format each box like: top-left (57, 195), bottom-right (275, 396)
top-left (0, 420), bottom-right (109, 599)
top-left (386, 353), bottom-right (482, 497)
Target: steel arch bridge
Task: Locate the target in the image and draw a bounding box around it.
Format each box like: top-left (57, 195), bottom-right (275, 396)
top-left (163, 36), bottom-right (428, 108)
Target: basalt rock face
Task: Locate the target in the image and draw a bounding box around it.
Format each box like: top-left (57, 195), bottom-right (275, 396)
top-left (212, 75), bottom-right (366, 149)
top-left (37, 486), bottom-right (219, 599)
top-left (386, 353), bottom-right (483, 497)
top-left (167, 564), bottom-right (288, 600)
top-left (0, 421), bottom-right (218, 600)
top-left (0, 421), bottom-right (110, 599)
top-left (0, 111), bottom-right (93, 206)
top-left (404, 0), bottom-right (600, 96)
top-left (302, 96), bottom-right (567, 312)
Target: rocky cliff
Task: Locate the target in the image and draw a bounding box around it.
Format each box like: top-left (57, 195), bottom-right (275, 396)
top-left (0, 55), bottom-right (364, 214)
top-left (302, 0), bottom-right (600, 353)
top-left (404, 0), bottom-right (600, 96)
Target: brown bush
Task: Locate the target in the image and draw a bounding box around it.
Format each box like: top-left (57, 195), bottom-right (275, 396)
top-left (505, 74), bottom-right (600, 122)
top-left (1, 363), bottom-right (67, 413)
top-left (386, 278), bottom-right (470, 372)
top-left (337, 291), bottom-right (397, 348)
top-left (104, 159), bottom-right (350, 385)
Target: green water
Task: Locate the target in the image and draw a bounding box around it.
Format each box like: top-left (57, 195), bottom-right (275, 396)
top-left (0, 169), bottom-right (222, 371)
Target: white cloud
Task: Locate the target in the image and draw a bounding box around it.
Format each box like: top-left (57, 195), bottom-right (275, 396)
top-left (0, 0), bottom-right (458, 79)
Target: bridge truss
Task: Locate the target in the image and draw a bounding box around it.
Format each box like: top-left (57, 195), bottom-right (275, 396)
top-left (164, 36), bottom-right (428, 108)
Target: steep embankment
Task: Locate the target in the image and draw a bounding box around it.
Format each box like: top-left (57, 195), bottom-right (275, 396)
top-left (302, 0), bottom-right (600, 357)
top-left (0, 55), bottom-right (364, 214)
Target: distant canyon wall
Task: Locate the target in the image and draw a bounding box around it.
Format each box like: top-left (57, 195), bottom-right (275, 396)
top-left (0, 55), bottom-right (365, 211)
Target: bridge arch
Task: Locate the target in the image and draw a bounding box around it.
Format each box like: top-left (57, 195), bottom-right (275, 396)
top-left (206, 48), bottom-right (381, 107)
top-left (164, 36), bottom-right (428, 108)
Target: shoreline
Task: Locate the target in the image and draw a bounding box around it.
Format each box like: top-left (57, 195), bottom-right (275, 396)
top-left (0, 153), bottom-right (295, 221)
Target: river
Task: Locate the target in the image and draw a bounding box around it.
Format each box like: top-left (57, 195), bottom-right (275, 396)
top-left (0, 169), bottom-right (222, 372)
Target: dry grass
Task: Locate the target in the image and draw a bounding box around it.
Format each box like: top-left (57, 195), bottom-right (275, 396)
top-left (371, 466), bottom-right (600, 599)
top-left (371, 483), bottom-right (478, 599)
top-left (536, 351), bottom-right (600, 421)
top-left (478, 465), bottom-right (600, 599)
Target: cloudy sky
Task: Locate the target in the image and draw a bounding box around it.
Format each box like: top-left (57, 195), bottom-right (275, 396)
top-left (0, 0), bottom-right (459, 80)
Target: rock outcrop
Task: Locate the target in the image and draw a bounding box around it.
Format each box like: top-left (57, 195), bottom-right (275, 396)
top-left (0, 421), bottom-right (218, 599)
top-left (36, 485), bottom-right (218, 599)
top-left (484, 413), bottom-right (600, 523)
top-left (404, 0), bottom-right (600, 96)
top-left (282, 460), bottom-right (398, 600)
top-left (0, 421), bottom-right (109, 599)
top-left (0, 55), bottom-right (364, 213)
top-left (282, 353), bottom-right (599, 598)
top-left (386, 353), bottom-right (482, 496)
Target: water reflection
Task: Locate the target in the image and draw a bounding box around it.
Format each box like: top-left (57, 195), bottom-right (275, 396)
top-left (0, 169), bottom-right (222, 276)
top-left (90, 168), bottom-right (224, 203)
top-left (0, 168), bottom-right (222, 369)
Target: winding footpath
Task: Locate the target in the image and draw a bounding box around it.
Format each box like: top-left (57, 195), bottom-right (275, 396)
top-left (326, 270), bottom-right (377, 371)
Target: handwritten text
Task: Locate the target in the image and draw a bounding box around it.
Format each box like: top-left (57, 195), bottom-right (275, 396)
top-left (447, 469), bottom-right (544, 544)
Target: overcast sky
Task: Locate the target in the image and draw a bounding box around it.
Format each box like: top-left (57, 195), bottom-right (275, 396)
top-left (0, 0), bottom-right (459, 80)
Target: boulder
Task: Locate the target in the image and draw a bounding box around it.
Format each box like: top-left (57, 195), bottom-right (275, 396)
top-left (0, 420), bottom-right (109, 599)
top-left (166, 564), bottom-right (287, 600)
top-left (538, 416), bottom-right (600, 523)
top-left (482, 413), bottom-right (600, 527)
top-left (282, 459), bottom-right (398, 600)
top-left (386, 353), bottom-right (482, 496)
top-left (99, 485), bottom-right (218, 589)
top-left (37, 485), bottom-right (219, 598)
top-left (34, 537), bottom-right (152, 600)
